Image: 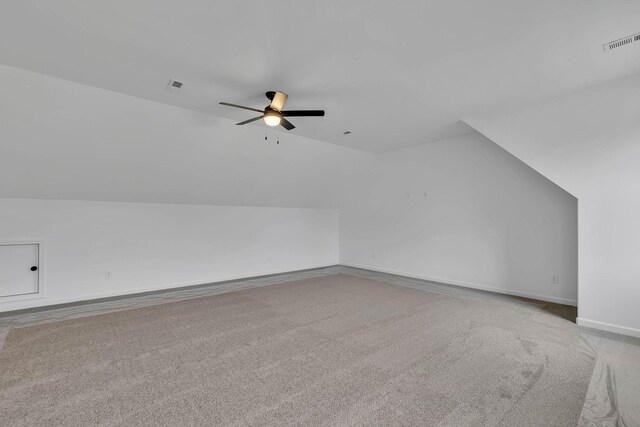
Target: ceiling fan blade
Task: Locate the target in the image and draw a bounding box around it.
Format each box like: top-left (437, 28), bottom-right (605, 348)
top-left (280, 118), bottom-right (296, 130)
top-left (281, 110), bottom-right (325, 117)
top-left (269, 91), bottom-right (288, 112)
top-left (236, 116), bottom-right (263, 125)
top-left (219, 102), bottom-right (264, 113)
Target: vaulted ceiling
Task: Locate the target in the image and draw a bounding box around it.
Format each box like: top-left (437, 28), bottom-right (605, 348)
top-left (466, 72), bottom-right (640, 198)
top-left (2, 0), bottom-right (640, 152)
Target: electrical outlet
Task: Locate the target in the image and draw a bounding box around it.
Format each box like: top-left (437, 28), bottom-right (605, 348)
top-left (552, 274), bottom-right (559, 284)
top-left (372, 252), bottom-right (377, 260)
top-left (105, 272), bottom-right (112, 279)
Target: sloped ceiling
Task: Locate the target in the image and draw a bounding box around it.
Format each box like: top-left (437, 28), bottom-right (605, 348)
top-left (2, 1), bottom-right (640, 152)
top-left (0, 64), bottom-right (373, 208)
top-left (464, 72), bottom-right (640, 198)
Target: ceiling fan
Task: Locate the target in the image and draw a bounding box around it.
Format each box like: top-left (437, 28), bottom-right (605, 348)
top-left (219, 91), bottom-right (325, 131)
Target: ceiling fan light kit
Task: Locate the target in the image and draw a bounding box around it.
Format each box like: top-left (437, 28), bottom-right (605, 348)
top-left (219, 91), bottom-right (325, 131)
top-left (263, 109), bottom-right (282, 127)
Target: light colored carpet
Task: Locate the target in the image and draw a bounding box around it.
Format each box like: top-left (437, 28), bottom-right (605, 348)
top-left (578, 333), bottom-right (640, 427)
top-left (0, 273), bottom-right (595, 426)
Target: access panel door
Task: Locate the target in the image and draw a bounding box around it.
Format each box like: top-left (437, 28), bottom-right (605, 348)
top-left (0, 244), bottom-right (39, 298)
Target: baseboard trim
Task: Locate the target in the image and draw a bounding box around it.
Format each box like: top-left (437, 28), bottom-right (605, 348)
top-left (577, 317), bottom-right (640, 339)
top-left (0, 264), bottom-right (339, 316)
top-left (340, 263), bottom-right (577, 306)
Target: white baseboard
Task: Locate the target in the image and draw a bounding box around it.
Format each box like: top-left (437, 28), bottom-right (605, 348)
top-left (576, 317), bottom-right (640, 338)
top-left (340, 263), bottom-right (578, 306)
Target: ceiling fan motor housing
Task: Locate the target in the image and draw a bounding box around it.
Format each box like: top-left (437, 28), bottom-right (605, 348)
top-left (264, 109), bottom-right (281, 119)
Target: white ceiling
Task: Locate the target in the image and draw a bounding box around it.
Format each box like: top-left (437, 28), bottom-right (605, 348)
top-left (2, 1), bottom-right (640, 152)
top-left (0, 64), bottom-right (374, 208)
top-left (465, 72), bottom-right (640, 198)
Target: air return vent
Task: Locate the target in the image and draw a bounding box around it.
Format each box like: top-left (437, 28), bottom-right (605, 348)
top-left (166, 79), bottom-right (184, 92)
top-left (603, 33), bottom-right (640, 52)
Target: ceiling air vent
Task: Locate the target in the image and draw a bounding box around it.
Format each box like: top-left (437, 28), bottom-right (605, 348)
top-left (603, 33), bottom-right (640, 52)
top-left (166, 79), bottom-right (184, 92)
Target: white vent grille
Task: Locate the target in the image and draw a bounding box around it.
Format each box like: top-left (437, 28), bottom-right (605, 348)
top-left (603, 33), bottom-right (640, 52)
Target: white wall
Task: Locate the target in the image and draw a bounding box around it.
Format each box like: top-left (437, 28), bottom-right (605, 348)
top-left (579, 191), bottom-right (640, 337)
top-left (340, 132), bottom-right (578, 305)
top-left (465, 74), bottom-right (640, 336)
top-left (0, 198), bottom-right (338, 312)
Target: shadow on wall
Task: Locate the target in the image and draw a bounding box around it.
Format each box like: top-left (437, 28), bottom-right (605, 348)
top-left (513, 296), bottom-right (577, 323)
